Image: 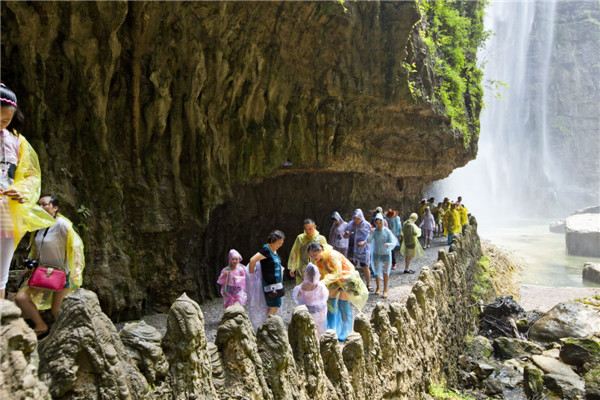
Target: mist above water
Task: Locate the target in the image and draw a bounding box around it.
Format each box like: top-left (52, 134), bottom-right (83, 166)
top-left (431, 0), bottom-right (599, 228)
top-left (429, 1), bottom-right (600, 287)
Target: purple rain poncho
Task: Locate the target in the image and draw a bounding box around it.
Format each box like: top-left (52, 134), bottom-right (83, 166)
top-left (217, 249), bottom-right (247, 308)
top-left (367, 213), bottom-right (398, 278)
top-left (345, 209), bottom-right (371, 265)
top-left (329, 211), bottom-right (349, 254)
top-left (293, 262), bottom-right (329, 337)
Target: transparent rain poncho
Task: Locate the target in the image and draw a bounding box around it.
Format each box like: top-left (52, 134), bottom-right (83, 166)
top-left (3, 133), bottom-right (55, 245)
top-left (368, 213), bottom-right (398, 278)
top-left (288, 228), bottom-right (327, 282)
top-left (217, 249), bottom-right (247, 308)
top-left (400, 219), bottom-right (425, 259)
top-left (293, 262), bottom-right (328, 336)
top-left (243, 260), bottom-right (284, 333)
top-left (345, 209), bottom-right (371, 265)
top-left (19, 213), bottom-right (85, 310)
top-left (315, 244), bottom-right (368, 311)
top-left (329, 212), bottom-right (349, 252)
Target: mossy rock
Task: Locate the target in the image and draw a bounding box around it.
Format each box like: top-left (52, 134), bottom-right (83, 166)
top-left (559, 335), bottom-right (600, 367)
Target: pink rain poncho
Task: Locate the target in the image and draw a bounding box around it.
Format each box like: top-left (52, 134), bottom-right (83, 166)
top-left (293, 262), bottom-right (329, 337)
top-left (217, 249), bottom-right (247, 308)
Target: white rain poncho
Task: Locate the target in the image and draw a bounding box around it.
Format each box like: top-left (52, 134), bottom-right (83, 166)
top-left (368, 213), bottom-right (398, 278)
top-left (243, 260), bottom-right (284, 332)
top-left (345, 209), bottom-right (371, 265)
top-left (293, 262), bottom-right (328, 336)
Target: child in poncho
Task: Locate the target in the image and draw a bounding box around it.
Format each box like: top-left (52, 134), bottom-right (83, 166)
top-left (293, 262), bottom-right (329, 337)
top-left (217, 249), bottom-right (247, 307)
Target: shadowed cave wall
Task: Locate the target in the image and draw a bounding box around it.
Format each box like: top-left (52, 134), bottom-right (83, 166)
top-left (0, 1), bottom-right (482, 319)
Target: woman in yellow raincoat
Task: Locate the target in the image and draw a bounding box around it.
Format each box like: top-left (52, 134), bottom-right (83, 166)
top-left (1, 84), bottom-right (55, 299)
top-left (16, 195), bottom-right (84, 335)
top-left (308, 242), bottom-right (368, 341)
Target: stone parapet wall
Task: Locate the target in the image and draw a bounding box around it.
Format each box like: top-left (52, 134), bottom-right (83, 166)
top-left (2, 221), bottom-right (486, 399)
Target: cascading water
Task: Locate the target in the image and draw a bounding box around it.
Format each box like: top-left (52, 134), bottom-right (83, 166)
top-left (430, 0), bottom-right (600, 288)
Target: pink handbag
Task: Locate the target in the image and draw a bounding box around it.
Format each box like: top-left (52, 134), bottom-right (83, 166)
top-left (28, 265), bottom-right (66, 291)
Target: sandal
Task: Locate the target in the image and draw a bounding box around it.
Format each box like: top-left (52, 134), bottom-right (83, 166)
top-left (375, 289), bottom-right (381, 296)
top-left (34, 328), bottom-right (49, 340)
top-left (382, 291), bottom-right (388, 299)
top-left (367, 285), bottom-right (374, 293)
top-left (404, 269), bottom-right (415, 274)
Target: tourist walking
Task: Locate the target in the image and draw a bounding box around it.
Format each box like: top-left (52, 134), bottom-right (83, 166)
top-left (344, 209), bottom-right (373, 292)
top-left (217, 249), bottom-right (247, 308)
top-left (368, 213), bottom-right (398, 298)
top-left (400, 213), bottom-right (425, 274)
top-left (1, 84), bottom-right (54, 300)
top-left (15, 195), bottom-right (84, 336)
top-left (288, 219), bottom-right (327, 285)
top-left (329, 211), bottom-right (349, 256)
top-left (419, 207), bottom-right (435, 248)
top-left (383, 208), bottom-right (401, 270)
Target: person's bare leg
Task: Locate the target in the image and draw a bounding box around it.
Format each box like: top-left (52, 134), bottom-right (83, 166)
top-left (268, 306), bottom-right (279, 316)
top-left (50, 288), bottom-right (70, 319)
top-left (405, 257), bottom-right (412, 272)
top-left (0, 289), bottom-right (4, 300)
top-left (375, 276), bottom-right (380, 295)
top-left (362, 265), bottom-right (371, 289)
top-left (15, 291), bottom-right (47, 333)
top-left (383, 273), bottom-right (389, 298)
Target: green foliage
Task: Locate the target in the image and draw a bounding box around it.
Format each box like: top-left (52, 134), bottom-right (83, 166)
top-left (472, 255), bottom-right (494, 303)
top-left (418, 0), bottom-right (490, 145)
top-left (429, 382), bottom-right (476, 400)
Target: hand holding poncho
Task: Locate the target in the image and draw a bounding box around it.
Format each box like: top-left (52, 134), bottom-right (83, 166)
top-left (314, 244), bottom-right (368, 311)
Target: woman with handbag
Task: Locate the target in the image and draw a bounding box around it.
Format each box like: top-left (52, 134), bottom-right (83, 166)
top-left (15, 195), bottom-right (85, 336)
top-left (0, 84), bottom-right (55, 300)
top-left (248, 230), bottom-right (285, 317)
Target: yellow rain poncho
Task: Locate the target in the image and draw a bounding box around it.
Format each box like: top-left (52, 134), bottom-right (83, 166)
top-left (288, 229), bottom-right (327, 284)
top-left (7, 134), bottom-right (55, 246)
top-left (314, 244), bottom-right (368, 311)
top-left (20, 213), bottom-right (85, 310)
top-left (459, 205), bottom-right (469, 227)
top-left (452, 209), bottom-right (462, 234)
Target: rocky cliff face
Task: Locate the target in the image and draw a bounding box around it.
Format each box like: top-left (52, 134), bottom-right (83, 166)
top-left (530, 1), bottom-right (599, 206)
top-left (0, 1), bottom-right (482, 318)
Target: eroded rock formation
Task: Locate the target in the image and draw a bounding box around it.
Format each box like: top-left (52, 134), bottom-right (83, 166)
top-left (0, 1), bottom-right (483, 319)
top-left (0, 300), bottom-right (51, 400)
top-left (162, 293), bottom-right (217, 400)
top-left (37, 289), bottom-right (148, 400)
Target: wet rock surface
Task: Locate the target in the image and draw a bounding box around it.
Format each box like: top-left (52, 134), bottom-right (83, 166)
top-left (565, 213), bottom-right (600, 257)
top-left (529, 301), bottom-right (600, 343)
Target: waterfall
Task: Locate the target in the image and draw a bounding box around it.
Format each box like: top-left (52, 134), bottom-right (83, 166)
top-left (429, 0), bottom-right (600, 227)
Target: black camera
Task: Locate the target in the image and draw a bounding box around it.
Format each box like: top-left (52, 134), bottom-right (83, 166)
top-left (23, 258), bottom-right (39, 270)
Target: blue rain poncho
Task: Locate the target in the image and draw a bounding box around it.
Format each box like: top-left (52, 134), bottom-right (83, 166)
top-left (344, 209), bottom-right (371, 265)
top-left (368, 213), bottom-right (398, 278)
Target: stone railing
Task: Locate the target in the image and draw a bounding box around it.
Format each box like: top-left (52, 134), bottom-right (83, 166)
top-left (1, 221), bottom-right (483, 400)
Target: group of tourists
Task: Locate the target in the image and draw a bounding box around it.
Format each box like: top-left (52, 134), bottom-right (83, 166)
top-left (0, 84), bottom-right (85, 338)
top-left (217, 199), bottom-right (469, 342)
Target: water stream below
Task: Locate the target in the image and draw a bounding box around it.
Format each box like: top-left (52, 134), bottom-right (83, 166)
top-left (478, 219), bottom-right (600, 288)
